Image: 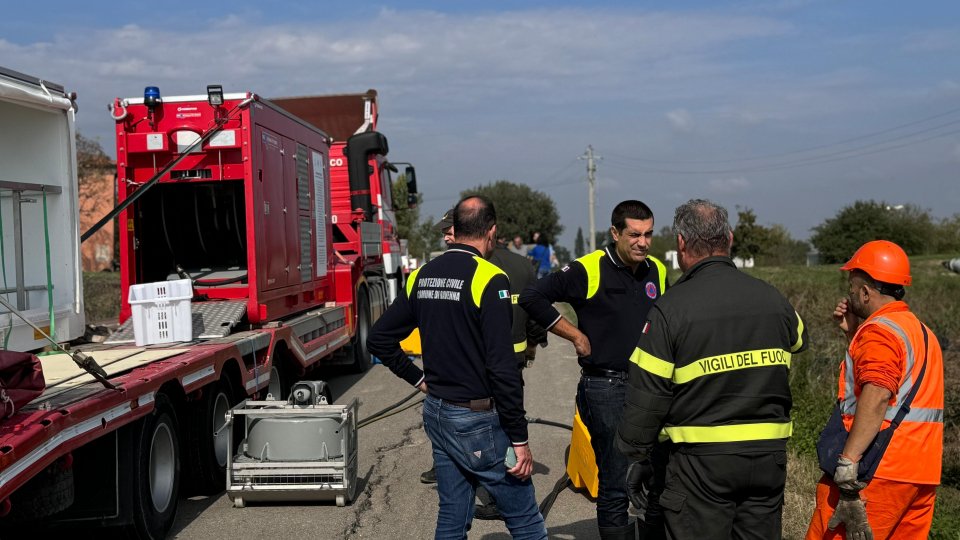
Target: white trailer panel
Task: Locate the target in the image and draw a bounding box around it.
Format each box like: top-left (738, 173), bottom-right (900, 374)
top-left (0, 67), bottom-right (84, 350)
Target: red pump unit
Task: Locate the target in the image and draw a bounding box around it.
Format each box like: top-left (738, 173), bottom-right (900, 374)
top-left (113, 90), bottom-right (390, 325)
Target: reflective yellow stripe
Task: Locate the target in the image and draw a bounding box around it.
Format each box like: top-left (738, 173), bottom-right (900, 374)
top-left (405, 266), bottom-right (422, 297)
top-left (471, 256), bottom-right (507, 308)
top-left (790, 311), bottom-right (805, 353)
top-left (514, 340), bottom-right (527, 353)
top-left (629, 348), bottom-right (674, 379)
top-left (648, 255), bottom-right (667, 292)
top-left (664, 422), bottom-right (792, 443)
top-left (576, 250), bottom-right (606, 299)
top-left (673, 348), bottom-right (791, 384)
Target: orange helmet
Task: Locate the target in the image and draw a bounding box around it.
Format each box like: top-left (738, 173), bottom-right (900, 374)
top-left (841, 240), bottom-right (911, 286)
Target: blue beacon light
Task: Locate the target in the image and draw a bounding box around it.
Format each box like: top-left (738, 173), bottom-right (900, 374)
top-left (143, 86), bottom-right (161, 110)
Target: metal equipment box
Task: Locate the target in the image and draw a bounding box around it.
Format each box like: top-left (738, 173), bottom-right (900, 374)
top-left (225, 396), bottom-right (359, 508)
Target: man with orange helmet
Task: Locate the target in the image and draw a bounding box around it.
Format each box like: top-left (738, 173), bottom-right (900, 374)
top-left (806, 240), bottom-right (944, 540)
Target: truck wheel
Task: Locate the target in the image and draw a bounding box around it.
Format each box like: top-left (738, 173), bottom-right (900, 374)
top-left (186, 379), bottom-right (238, 494)
top-left (127, 394), bottom-right (180, 540)
top-left (5, 460), bottom-right (74, 521)
top-left (349, 289), bottom-right (372, 373)
top-left (267, 363), bottom-right (289, 401)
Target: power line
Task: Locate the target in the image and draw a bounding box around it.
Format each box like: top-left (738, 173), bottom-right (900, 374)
top-left (604, 104), bottom-right (960, 166)
top-left (417, 158), bottom-right (581, 205)
top-left (602, 124), bottom-right (960, 175)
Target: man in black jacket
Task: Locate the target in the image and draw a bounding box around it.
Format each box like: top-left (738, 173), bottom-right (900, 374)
top-left (520, 200), bottom-right (668, 539)
top-left (368, 196), bottom-right (546, 540)
top-left (616, 199), bottom-right (807, 540)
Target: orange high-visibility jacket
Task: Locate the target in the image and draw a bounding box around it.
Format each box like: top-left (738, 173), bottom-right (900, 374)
top-left (839, 301), bottom-right (944, 484)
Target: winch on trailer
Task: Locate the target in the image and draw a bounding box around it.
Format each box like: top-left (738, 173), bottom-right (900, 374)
top-left (225, 380), bottom-right (359, 508)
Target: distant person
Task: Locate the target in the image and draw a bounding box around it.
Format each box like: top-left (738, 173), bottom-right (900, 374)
top-left (368, 195), bottom-right (547, 540)
top-left (509, 235), bottom-right (527, 256)
top-left (527, 235), bottom-right (552, 279)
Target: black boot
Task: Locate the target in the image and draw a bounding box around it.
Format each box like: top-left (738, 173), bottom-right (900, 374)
top-left (637, 518), bottom-right (666, 540)
top-left (419, 467), bottom-right (437, 484)
top-left (598, 521), bottom-right (637, 540)
top-left (473, 486), bottom-right (503, 520)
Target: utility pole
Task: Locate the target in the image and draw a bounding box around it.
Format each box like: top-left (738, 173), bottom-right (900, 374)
top-left (579, 145), bottom-right (601, 251)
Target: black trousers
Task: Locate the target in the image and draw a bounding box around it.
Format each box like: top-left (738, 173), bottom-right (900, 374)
top-left (659, 450), bottom-right (787, 540)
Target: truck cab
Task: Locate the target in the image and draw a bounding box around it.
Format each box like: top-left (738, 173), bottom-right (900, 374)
top-left (271, 90), bottom-right (417, 303)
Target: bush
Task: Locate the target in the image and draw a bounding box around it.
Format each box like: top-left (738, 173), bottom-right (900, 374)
top-left (82, 271), bottom-right (121, 324)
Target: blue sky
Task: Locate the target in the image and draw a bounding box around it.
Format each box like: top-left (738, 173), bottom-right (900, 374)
top-left (4, 1), bottom-right (960, 250)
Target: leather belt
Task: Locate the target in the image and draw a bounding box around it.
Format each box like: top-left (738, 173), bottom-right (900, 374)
top-left (446, 398), bottom-right (495, 411)
top-left (581, 367), bottom-right (628, 379)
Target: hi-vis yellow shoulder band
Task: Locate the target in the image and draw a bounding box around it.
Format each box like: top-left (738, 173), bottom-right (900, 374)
top-left (406, 266), bottom-right (422, 297)
top-left (577, 250), bottom-right (668, 300)
top-left (471, 256), bottom-right (507, 308)
top-left (663, 421), bottom-right (793, 443)
top-left (648, 255), bottom-right (667, 293)
top-left (791, 311), bottom-right (805, 352)
top-left (630, 347), bottom-right (792, 384)
top-left (514, 340), bottom-right (527, 353)
top-left (577, 250), bottom-right (606, 299)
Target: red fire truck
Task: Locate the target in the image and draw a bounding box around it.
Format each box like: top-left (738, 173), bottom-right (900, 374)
top-left (0, 83), bottom-right (416, 538)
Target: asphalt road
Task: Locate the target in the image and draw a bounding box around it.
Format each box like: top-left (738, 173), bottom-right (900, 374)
top-left (170, 338), bottom-right (599, 539)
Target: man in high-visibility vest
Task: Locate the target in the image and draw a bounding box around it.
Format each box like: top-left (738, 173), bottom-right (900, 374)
top-left (521, 200), bottom-right (669, 539)
top-left (806, 240), bottom-right (944, 539)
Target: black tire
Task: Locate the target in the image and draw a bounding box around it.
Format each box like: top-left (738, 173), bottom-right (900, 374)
top-left (127, 394), bottom-right (180, 540)
top-left (350, 289), bottom-right (372, 373)
top-left (186, 379), bottom-right (239, 495)
top-left (267, 360), bottom-right (290, 401)
top-left (5, 460), bottom-right (74, 521)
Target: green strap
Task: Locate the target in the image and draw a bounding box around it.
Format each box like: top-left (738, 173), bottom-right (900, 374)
top-left (43, 191), bottom-right (54, 341)
top-left (0, 193), bottom-right (9, 349)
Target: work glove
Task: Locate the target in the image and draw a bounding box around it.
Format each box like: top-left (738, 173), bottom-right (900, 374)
top-left (828, 492), bottom-right (873, 540)
top-left (625, 460), bottom-right (654, 514)
top-left (828, 456), bottom-right (873, 540)
top-left (833, 455), bottom-right (867, 494)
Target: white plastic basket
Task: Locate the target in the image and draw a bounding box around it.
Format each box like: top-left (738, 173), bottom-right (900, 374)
top-left (128, 279), bottom-right (193, 346)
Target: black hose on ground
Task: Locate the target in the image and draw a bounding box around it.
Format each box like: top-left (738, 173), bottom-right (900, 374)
top-left (526, 416), bottom-right (573, 431)
top-left (538, 472), bottom-right (573, 520)
top-left (358, 397), bottom-right (424, 430)
top-left (357, 392), bottom-right (578, 520)
top-left (356, 388), bottom-right (422, 428)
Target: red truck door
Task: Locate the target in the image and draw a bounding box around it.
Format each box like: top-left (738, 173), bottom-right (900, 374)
top-left (258, 127), bottom-right (290, 290)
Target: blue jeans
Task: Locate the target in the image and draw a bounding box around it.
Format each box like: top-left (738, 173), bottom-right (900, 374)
top-left (577, 374), bottom-right (630, 528)
top-left (422, 395), bottom-right (547, 540)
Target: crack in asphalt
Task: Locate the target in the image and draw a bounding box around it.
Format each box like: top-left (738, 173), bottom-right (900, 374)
top-left (343, 420), bottom-right (424, 538)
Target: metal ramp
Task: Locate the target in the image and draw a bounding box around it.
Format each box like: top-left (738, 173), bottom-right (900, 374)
top-left (106, 300), bottom-right (247, 344)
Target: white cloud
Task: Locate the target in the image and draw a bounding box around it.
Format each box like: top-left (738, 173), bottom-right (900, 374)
top-left (666, 109), bottom-right (694, 132)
